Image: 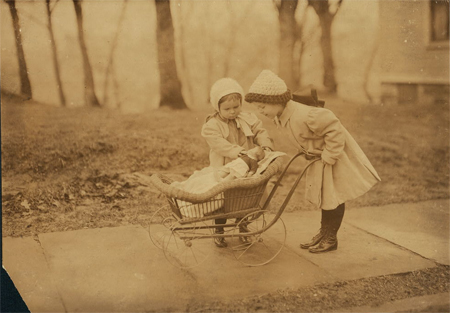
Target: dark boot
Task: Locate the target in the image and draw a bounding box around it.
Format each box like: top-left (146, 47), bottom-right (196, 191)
top-left (215, 218), bottom-right (226, 233)
top-left (300, 210), bottom-right (328, 249)
top-left (214, 235), bottom-right (228, 248)
top-left (309, 204), bottom-right (345, 253)
top-left (308, 230), bottom-right (337, 253)
top-left (236, 218), bottom-right (251, 245)
top-left (214, 218), bottom-right (228, 248)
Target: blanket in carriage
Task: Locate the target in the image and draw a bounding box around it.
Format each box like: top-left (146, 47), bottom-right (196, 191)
top-left (170, 151), bottom-right (286, 218)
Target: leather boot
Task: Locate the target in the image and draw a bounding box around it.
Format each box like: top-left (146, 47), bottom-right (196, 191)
top-left (300, 227), bottom-right (326, 249)
top-left (214, 229), bottom-right (228, 248)
top-left (300, 210), bottom-right (328, 249)
top-left (308, 230), bottom-right (337, 253)
top-left (214, 219), bottom-right (228, 248)
top-left (308, 204), bottom-right (345, 253)
top-left (214, 236), bottom-right (228, 248)
top-left (237, 218), bottom-right (251, 245)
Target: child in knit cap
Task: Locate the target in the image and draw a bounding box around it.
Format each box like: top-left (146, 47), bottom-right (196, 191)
top-left (245, 70), bottom-right (381, 254)
top-left (202, 78), bottom-right (274, 248)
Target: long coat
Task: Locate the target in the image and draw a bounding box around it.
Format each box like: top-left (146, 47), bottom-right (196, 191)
top-left (276, 101), bottom-right (381, 210)
top-left (201, 112), bottom-right (274, 168)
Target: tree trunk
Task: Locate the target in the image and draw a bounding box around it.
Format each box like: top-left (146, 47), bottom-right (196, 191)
top-left (103, 0), bottom-right (128, 108)
top-left (202, 2), bottom-right (213, 103)
top-left (318, 11), bottom-right (336, 92)
top-left (6, 0), bottom-right (32, 100)
top-left (46, 0), bottom-right (66, 106)
top-left (223, 1), bottom-right (252, 78)
top-left (155, 0), bottom-right (187, 109)
top-left (277, 0), bottom-right (299, 91)
top-left (309, 0), bottom-right (337, 92)
top-left (363, 26), bottom-right (380, 104)
top-left (176, 2), bottom-right (194, 107)
top-left (73, 0), bottom-right (100, 107)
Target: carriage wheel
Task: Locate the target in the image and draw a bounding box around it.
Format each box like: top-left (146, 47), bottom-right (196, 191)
top-left (148, 205), bottom-right (172, 249)
top-left (231, 210), bottom-right (286, 267)
top-left (162, 219), bottom-right (212, 269)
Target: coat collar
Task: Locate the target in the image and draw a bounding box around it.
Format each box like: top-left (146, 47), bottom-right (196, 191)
top-left (213, 113), bottom-right (254, 137)
top-left (236, 116), bottom-right (254, 136)
top-left (276, 100), bottom-right (296, 127)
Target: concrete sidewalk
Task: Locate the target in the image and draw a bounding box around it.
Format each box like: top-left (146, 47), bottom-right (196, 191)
top-left (2, 199), bottom-right (449, 312)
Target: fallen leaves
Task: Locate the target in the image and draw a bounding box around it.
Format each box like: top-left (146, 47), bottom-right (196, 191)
top-left (20, 199), bottom-right (30, 210)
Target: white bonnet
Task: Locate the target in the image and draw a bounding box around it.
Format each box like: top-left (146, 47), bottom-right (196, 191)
top-left (209, 78), bottom-right (244, 111)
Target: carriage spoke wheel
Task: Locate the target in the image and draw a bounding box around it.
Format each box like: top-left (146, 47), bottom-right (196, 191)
top-left (148, 205), bottom-right (172, 249)
top-left (162, 219), bottom-right (212, 269)
top-left (231, 210), bottom-right (286, 267)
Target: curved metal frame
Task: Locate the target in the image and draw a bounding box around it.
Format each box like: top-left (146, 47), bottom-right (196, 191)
top-left (172, 152), bottom-right (320, 240)
top-left (149, 152), bottom-right (321, 268)
top-left (162, 218), bottom-right (212, 269)
top-left (231, 210), bottom-right (287, 267)
top-left (148, 205), bottom-right (173, 249)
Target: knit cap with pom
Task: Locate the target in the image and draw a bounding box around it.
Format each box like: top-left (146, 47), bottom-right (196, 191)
top-left (209, 78), bottom-right (244, 112)
top-left (245, 70), bottom-right (292, 104)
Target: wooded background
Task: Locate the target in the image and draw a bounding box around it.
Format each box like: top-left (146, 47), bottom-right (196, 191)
top-left (1, 0), bottom-right (380, 112)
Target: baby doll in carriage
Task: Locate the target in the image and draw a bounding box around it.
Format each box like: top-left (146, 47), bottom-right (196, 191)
top-left (214, 146), bottom-right (266, 182)
top-left (170, 146), bottom-right (268, 220)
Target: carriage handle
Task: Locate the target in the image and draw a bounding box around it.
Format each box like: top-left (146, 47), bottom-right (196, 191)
top-left (254, 151), bottom-right (321, 232)
top-left (178, 152), bottom-right (321, 240)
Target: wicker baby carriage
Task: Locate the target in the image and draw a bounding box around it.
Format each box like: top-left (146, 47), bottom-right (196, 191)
top-left (148, 153), bottom-right (319, 268)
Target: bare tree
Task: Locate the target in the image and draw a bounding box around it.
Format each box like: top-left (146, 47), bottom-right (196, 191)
top-left (201, 2), bottom-right (213, 96)
top-left (201, 1), bottom-right (252, 104)
top-left (363, 23), bottom-right (380, 103)
top-left (73, 0), bottom-right (100, 107)
top-left (308, 0), bottom-right (343, 93)
top-left (155, 0), bottom-right (186, 109)
top-left (174, 2), bottom-right (194, 108)
top-left (276, 0), bottom-right (300, 91)
top-left (103, 0), bottom-right (128, 108)
top-left (296, 6), bottom-right (316, 89)
top-left (4, 0), bottom-right (32, 100)
top-left (45, 0), bottom-right (66, 106)
top-left (222, 1), bottom-right (253, 77)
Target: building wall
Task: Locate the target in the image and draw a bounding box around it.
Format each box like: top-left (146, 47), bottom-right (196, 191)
top-left (379, 0), bottom-right (449, 104)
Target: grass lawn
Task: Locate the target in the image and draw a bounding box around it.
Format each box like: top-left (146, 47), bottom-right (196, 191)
top-left (1, 93), bottom-right (449, 237)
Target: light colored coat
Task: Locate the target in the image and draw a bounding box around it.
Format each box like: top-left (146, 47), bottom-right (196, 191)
top-left (276, 100), bottom-right (381, 210)
top-left (201, 112), bottom-right (274, 168)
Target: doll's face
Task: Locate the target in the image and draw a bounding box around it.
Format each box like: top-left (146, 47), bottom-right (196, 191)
top-left (219, 99), bottom-right (242, 120)
top-left (248, 146), bottom-right (265, 161)
top-left (254, 102), bottom-right (284, 119)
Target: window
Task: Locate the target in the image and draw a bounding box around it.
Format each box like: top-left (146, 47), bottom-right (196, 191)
top-left (430, 0), bottom-right (449, 43)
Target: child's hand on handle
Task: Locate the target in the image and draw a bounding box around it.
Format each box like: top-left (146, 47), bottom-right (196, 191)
top-left (321, 158), bottom-right (331, 165)
top-left (321, 152), bottom-right (337, 165)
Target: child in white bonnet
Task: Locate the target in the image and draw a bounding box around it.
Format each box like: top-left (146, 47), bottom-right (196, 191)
top-left (202, 78), bottom-right (274, 168)
top-left (202, 78), bottom-right (274, 247)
